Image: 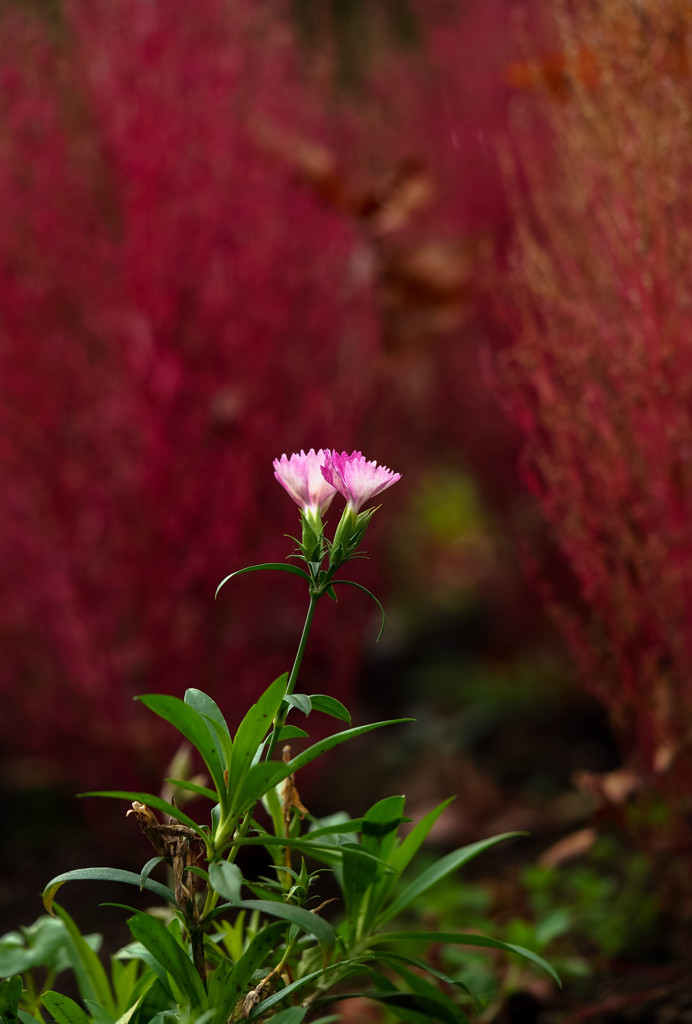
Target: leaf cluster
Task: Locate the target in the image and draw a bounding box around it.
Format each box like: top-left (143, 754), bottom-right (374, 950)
top-left (3, 682), bottom-right (558, 1024)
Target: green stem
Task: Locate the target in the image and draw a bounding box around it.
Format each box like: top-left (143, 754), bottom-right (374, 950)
top-left (265, 592), bottom-right (319, 761)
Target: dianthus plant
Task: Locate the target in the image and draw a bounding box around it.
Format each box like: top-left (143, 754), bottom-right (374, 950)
top-left (2, 449), bottom-right (558, 1024)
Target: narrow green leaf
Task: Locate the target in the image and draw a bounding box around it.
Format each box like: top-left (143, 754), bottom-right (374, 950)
top-left (264, 1009), bottom-right (307, 1024)
top-left (0, 976), bottom-right (22, 1016)
top-left (389, 797), bottom-right (455, 876)
top-left (53, 905), bottom-right (115, 1016)
top-left (381, 959), bottom-right (469, 1023)
top-left (206, 921), bottom-right (285, 1024)
top-left (185, 689), bottom-right (233, 769)
top-left (43, 869), bottom-right (175, 917)
top-left (285, 718), bottom-right (411, 776)
top-left (208, 862), bottom-right (243, 903)
top-left (229, 675), bottom-right (288, 802)
top-left (139, 857), bottom-right (165, 892)
top-left (164, 778), bottom-right (218, 802)
top-left (370, 932), bottom-right (561, 986)
top-left (135, 695), bottom-right (226, 798)
top-left (277, 725), bottom-right (309, 741)
top-left (336, 988), bottom-right (463, 1024)
top-left (81, 792), bottom-right (208, 841)
top-left (361, 796), bottom-right (406, 861)
top-left (83, 999), bottom-right (117, 1024)
top-left (377, 832), bottom-right (524, 926)
top-left (127, 914), bottom-right (207, 1009)
top-left (216, 563), bottom-right (310, 598)
top-left (112, 995), bottom-right (145, 1024)
top-left (307, 817), bottom-right (367, 839)
top-left (341, 843), bottom-right (378, 920)
top-left (376, 951), bottom-right (479, 1014)
top-left (218, 900), bottom-right (335, 962)
top-left (283, 693), bottom-right (312, 716)
top-left (221, 834), bottom-right (342, 868)
top-left (234, 719), bottom-right (411, 819)
top-left (246, 957), bottom-right (373, 1021)
top-left (331, 580), bottom-right (386, 639)
top-left (41, 991), bottom-right (91, 1024)
top-left (230, 762), bottom-right (287, 821)
top-left (308, 695), bottom-right (351, 723)
top-left (18, 1012), bottom-right (42, 1024)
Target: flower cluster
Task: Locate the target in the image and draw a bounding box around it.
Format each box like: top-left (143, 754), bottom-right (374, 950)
top-left (273, 448), bottom-right (400, 578)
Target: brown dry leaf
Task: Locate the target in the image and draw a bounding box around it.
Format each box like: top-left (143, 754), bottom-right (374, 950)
top-left (573, 768), bottom-right (642, 806)
top-left (539, 827), bottom-right (597, 868)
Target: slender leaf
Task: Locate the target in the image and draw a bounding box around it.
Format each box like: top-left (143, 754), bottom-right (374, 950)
top-left (139, 857), bottom-right (165, 893)
top-left (185, 688), bottom-right (233, 777)
top-left (127, 914), bottom-right (207, 1009)
top-left (264, 1009), bottom-right (307, 1024)
top-left (80, 792), bottom-right (208, 841)
top-left (285, 718), bottom-right (412, 776)
top-left (18, 1013), bottom-right (42, 1024)
top-left (135, 696), bottom-right (226, 798)
top-left (370, 932), bottom-right (561, 986)
top-left (229, 675), bottom-right (287, 805)
top-left (341, 840), bottom-right (378, 923)
top-left (246, 957), bottom-right (373, 1020)
top-left (230, 761), bottom-right (288, 821)
top-left (53, 905), bottom-right (115, 1016)
top-left (112, 995), bottom-right (145, 1024)
top-left (283, 693), bottom-right (312, 716)
top-left (206, 921), bottom-right (285, 1024)
top-left (308, 695), bottom-right (351, 723)
top-left (231, 832), bottom-right (386, 869)
top-left (389, 797), bottom-right (455, 876)
top-left (83, 999), bottom-right (116, 1024)
top-left (164, 778), bottom-right (218, 802)
top-left (41, 991), bottom-right (91, 1024)
top-left (334, 989), bottom-right (463, 1024)
top-left (277, 725), bottom-right (309, 741)
top-left (216, 563), bottom-right (310, 598)
top-left (331, 580), bottom-right (386, 639)
top-left (361, 796), bottom-right (406, 862)
top-left (184, 689), bottom-right (231, 744)
top-left (0, 976), bottom-right (22, 1017)
top-left (228, 719), bottom-right (411, 826)
top-left (377, 832), bottom-right (524, 926)
top-left (376, 951), bottom-right (479, 1013)
top-left (307, 817), bottom-right (368, 839)
top-left (208, 862), bottom-right (243, 904)
top-left (381, 960), bottom-right (469, 1023)
top-left (216, 900), bottom-right (335, 962)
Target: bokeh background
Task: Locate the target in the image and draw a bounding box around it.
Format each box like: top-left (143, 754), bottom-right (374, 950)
top-left (3, 0), bottom-right (692, 1016)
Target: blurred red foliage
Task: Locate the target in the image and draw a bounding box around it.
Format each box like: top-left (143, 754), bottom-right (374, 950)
top-left (0, 0), bottom-right (385, 785)
top-left (499, 1), bottom-right (692, 798)
top-left (0, 0), bottom-right (535, 788)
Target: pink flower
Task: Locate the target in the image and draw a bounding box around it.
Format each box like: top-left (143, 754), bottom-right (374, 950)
top-left (321, 450), bottom-right (401, 513)
top-left (273, 449), bottom-right (337, 516)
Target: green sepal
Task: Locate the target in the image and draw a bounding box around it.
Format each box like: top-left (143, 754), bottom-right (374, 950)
top-left (331, 579), bottom-right (386, 639)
